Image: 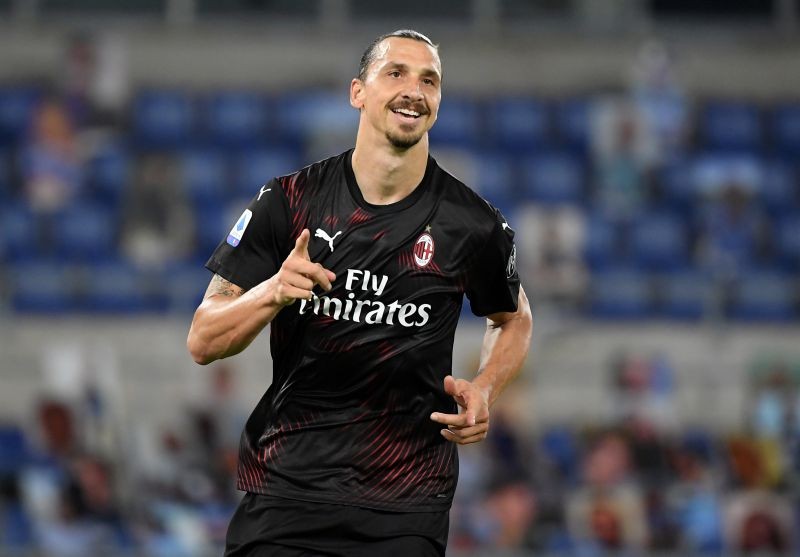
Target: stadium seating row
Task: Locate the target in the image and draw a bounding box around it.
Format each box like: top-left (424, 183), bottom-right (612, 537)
top-left (2, 87), bottom-right (800, 153)
top-left (2, 260), bottom-right (797, 320)
top-left (1, 145), bottom-right (798, 215)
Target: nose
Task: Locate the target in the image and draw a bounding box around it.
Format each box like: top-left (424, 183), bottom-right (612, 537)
top-left (401, 80), bottom-right (424, 100)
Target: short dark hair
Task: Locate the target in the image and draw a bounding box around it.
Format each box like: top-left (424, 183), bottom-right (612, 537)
top-left (357, 29), bottom-right (438, 82)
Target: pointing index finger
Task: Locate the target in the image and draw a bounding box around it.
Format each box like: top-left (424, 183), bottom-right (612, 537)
top-left (292, 229), bottom-right (311, 260)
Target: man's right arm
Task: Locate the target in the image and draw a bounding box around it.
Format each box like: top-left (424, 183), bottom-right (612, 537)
top-left (187, 229), bottom-right (336, 365)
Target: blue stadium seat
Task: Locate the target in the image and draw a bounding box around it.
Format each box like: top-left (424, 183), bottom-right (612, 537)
top-left (8, 261), bottom-right (78, 312)
top-left (520, 151), bottom-right (585, 205)
top-left (275, 90), bottom-right (357, 144)
top-left (658, 156), bottom-right (698, 214)
top-left (657, 270), bottom-right (713, 320)
top-left (180, 148), bottom-right (228, 208)
top-left (194, 205), bottom-right (230, 258)
top-left (80, 261), bottom-right (164, 313)
top-left (132, 89), bottom-right (195, 149)
top-left (0, 501), bottom-right (33, 549)
top-left (771, 103), bottom-right (800, 157)
top-left (582, 212), bottom-right (621, 270)
top-left (0, 425), bottom-right (27, 474)
top-left (204, 91), bottom-right (269, 148)
top-left (775, 214), bottom-right (800, 270)
top-left (700, 100), bottom-right (763, 152)
top-left (730, 271), bottom-right (795, 321)
top-left (630, 212), bottom-right (690, 271)
top-left (473, 152), bottom-right (518, 213)
top-left (85, 142), bottom-right (132, 207)
top-left (0, 202), bottom-right (43, 262)
top-left (0, 201), bottom-right (51, 261)
top-left (484, 97), bottom-right (549, 152)
top-left (553, 97), bottom-right (590, 153)
top-left (162, 262), bottom-right (213, 313)
top-left (233, 148), bottom-right (299, 197)
top-left (0, 424), bottom-right (35, 543)
top-left (428, 97), bottom-right (481, 148)
top-left (587, 268), bottom-right (653, 318)
top-left (52, 203), bottom-right (117, 261)
top-left (760, 159), bottom-right (797, 216)
top-left (539, 426), bottom-right (580, 484)
top-left (693, 153), bottom-right (763, 198)
top-left (0, 87), bottom-right (40, 146)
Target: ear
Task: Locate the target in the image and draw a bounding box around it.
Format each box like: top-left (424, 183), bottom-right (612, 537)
top-left (350, 78), bottom-right (365, 110)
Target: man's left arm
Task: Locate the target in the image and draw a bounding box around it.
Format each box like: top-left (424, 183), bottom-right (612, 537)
top-left (430, 286), bottom-right (533, 444)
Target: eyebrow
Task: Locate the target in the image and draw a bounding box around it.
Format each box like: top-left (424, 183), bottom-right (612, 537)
top-left (385, 61), bottom-right (441, 79)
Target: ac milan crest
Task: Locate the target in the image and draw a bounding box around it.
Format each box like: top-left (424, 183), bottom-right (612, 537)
top-left (413, 232), bottom-right (435, 267)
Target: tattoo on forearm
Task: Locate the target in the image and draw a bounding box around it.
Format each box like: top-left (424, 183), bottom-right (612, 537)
top-left (207, 274), bottom-right (245, 298)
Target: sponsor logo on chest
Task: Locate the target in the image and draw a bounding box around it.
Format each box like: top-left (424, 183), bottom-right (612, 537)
top-left (298, 268), bottom-right (431, 328)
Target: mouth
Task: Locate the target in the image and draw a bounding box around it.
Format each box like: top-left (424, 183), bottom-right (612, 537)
top-left (390, 106), bottom-right (426, 122)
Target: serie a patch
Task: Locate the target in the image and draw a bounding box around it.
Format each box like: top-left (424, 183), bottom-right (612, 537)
top-left (227, 209), bottom-right (253, 247)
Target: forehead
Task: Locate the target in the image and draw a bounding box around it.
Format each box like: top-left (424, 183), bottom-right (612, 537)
top-left (370, 37), bottom-right (441, 76)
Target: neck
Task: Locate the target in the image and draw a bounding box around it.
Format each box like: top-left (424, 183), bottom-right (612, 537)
top-left (351, 131), bottom-right (429, 205)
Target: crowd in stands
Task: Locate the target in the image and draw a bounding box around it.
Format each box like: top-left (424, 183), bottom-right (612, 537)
top-left (3, 349), bottom-right (800, 555)
top-left (0, 40), bottom-right (799, 319)
top-left (450, 352), bottom-right (800, 555)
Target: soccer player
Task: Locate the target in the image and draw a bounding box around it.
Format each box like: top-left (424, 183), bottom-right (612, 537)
top-left (187, 29), bottom-right (533, 557)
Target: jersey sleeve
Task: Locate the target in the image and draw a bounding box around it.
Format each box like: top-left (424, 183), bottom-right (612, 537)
top-left (205, 179), bottom-right (291, 291)
top-left (464, 208), bottom-right (520, 317)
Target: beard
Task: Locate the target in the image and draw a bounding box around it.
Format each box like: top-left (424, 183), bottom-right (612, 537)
top-left (385, 127), bottom-right (425, 150)
top-left (385, 100), bottom-right (429, 149)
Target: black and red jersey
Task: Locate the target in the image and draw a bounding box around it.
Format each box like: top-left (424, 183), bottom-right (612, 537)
top-left (206, 149), bottom-right (520, 512)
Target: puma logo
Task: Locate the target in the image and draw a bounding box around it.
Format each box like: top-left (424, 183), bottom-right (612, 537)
top-left (257, 185), bottom-right (271, 201)
top-left (315, 228), bottom-right (342, 252)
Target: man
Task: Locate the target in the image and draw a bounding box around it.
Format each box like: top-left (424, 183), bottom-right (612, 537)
top-left (187, 29), bottom-right (533, 557)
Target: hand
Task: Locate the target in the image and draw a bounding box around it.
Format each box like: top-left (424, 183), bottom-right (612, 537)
top-left (430, 375), bottom-right (490, 444)
top-left (268, 229), bottom-right (336, 306)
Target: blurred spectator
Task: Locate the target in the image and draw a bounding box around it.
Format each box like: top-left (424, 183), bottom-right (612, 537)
top-left (665, 438), bottom-right (725, 553)
top-left (697, 177), bottom-right (770, 280)
top-left (482, 475), bottom-right (538, 550)
top-left (61, 33), bottom-right (129, 127)
top-left (19, 98), bottom-right (84, 214)
top-left (611, 352), bottom-right (678, 434)
top-left (749, 359), bottom-right (795, 439)
top-left (120, 153), bottom-right (195, 268)
top-left (35, 399), bottom-right (78, 459)
top-left (724, 486), bottom-right (793, 554)
top-left (188, 364), bottom-right (247, 502)
top-left (722, 434), bottom-right (793, 553)
top-left (61, 34), bottom-right (96, 127)
top-left (565, 431), bottom-right (649, 553)
top-left (516, 205), bottom-right (587, 307)
top-left (629, 40), bottom-right (689, 157)
top-left (19, 400), bottom-right (131, 556)
top-left (592, 103), bottom-right (654, 219)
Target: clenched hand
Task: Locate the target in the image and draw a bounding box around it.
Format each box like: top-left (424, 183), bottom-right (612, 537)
top-left (268, 229), bottom-right (336, 306)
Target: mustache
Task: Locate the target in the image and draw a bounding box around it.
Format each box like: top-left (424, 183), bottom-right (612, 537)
top-left (388, 100), bottom-right (429, 115)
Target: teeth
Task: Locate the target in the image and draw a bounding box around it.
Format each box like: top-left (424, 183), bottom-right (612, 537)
top-left (394, 108), bottom-right (420, 117)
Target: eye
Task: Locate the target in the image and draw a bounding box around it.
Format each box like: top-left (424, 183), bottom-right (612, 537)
top-left (422, 78), bottom-right (435, 86)
top-left (388, 70), bottom-right (401, 78)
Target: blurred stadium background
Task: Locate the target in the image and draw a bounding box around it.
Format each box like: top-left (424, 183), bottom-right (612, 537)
top-left (2, 1), bottom-right (800, 555)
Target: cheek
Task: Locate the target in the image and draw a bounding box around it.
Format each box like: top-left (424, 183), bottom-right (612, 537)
top-left (428, 95), bottom-right (442, 116)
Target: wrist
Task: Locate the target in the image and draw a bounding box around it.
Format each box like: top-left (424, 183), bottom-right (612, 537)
top-left (472, 374), bottom-right (493, 406)
top-left (253, 278), bottom-right (282, 309)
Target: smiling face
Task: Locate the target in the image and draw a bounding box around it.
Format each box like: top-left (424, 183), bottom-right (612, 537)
top-left (350, 37), bottom-right (442, 151)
